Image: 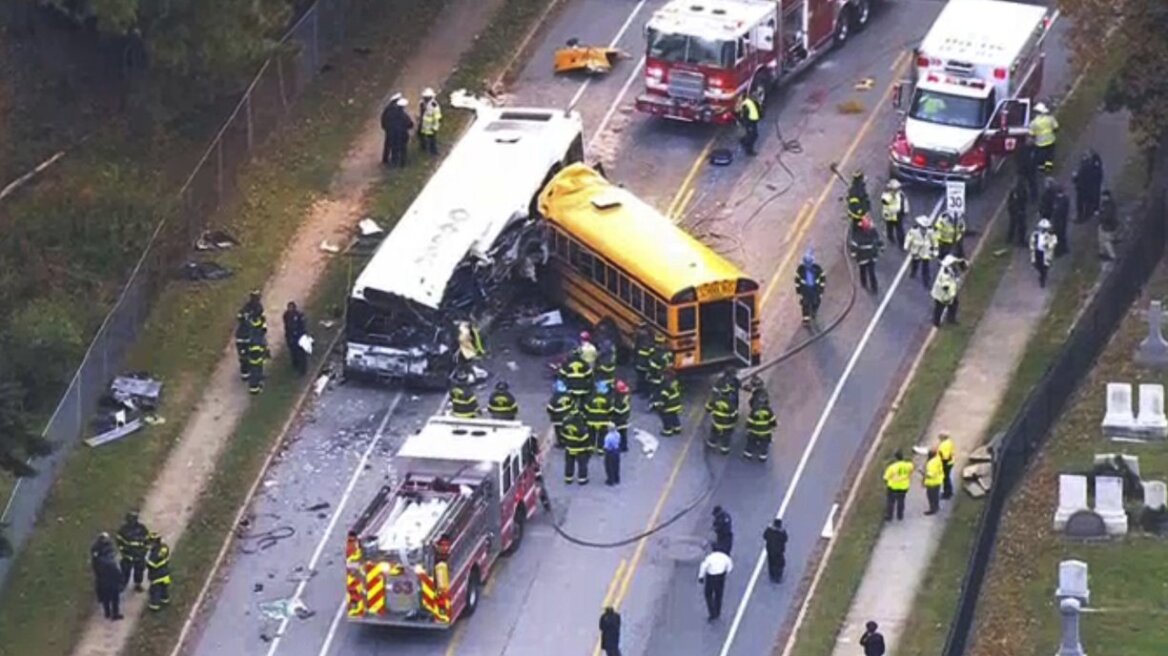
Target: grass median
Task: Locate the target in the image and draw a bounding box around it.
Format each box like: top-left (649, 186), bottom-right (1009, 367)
top-left (784, 49), bottom-right (1125, 656)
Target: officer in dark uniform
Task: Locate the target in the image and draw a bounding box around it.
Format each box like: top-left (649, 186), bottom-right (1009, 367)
top-left (91, 533), bottom-right (123, 620)
top-left (712, 506), bottom-right (734, 555)
top-left (705, 390), bottom-right (738, 455)
top-left (450, 383), bottom-right (479, 418)
top-left (763, 519), bottom-right (788, 583)
top-left (145, 532), bottom-right (172, 611)
top-left (546, 381), bottom-right (575, 448)
top-left (487, 381), bottom-right (519, 420)
top-left (116, 511), bottom-right (150, 591)
top-left (848, 170), bottom-right (872, 216)
top-left (283, 301), bottom-right (308, 375)
top-left (652, 372), bottom-right (683, 436)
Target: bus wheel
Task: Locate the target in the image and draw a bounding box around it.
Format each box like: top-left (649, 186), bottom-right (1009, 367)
top-left (834, 8), bottom-right (852, 47)
top-left (504, 505), bottom-right (526, 555)
top-left (465, 568), bottom-right (481, 616)
top-left (852, 0), bottom-right (872, 32)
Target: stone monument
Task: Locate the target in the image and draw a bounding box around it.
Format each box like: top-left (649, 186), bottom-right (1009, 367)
top-left (1135, 300), bottom-right (1168, 369)
top-left (1056, 560), bottom-right (1089, 605)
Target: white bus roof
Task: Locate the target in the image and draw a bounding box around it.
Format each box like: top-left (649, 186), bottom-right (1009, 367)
top-left (351, 107), bottom-right (583, 310)
top-left (920, 0), bottom-right (1048, 68)
top-left (395, 416), bottom-right (533, 465)
top-left (648, 0), bottom-right (775, 41)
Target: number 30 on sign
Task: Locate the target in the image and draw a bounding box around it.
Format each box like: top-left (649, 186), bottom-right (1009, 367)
top-left (945, 180), bottom-right (966, 217)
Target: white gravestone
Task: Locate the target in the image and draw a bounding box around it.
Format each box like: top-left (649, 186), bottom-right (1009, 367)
top-left (1135, 384), bottom-right (1168, 438)
top-left (1143, 480), bottom-right (1167, 510)
top-left (1056, 560), bottom-right (1090, 605)
top-left (1101, 383), bottom-right (1136, 438)
top-left (1054, 474), bottom-right (1089, 531)
top-left (1095, 476), bottom-right (1129, 535)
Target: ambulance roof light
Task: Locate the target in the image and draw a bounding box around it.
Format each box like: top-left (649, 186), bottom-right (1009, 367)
top-left (993, 67), bottom-right (1007, 80)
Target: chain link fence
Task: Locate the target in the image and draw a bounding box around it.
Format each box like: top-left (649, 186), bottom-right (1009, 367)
top-left (0, 0), bottom-right (369, 588)
top-left (943, 150), bottom-right (1168, 655)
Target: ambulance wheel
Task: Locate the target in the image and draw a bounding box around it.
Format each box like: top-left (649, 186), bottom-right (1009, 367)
top-left (852, 0), bottom-right (872, 32)
top-left (465, 568), bottom-right (481, 616)
top-left (504, 505), bottom-right (526, 555)
top-left (834, 8), bottom-right (852, 46)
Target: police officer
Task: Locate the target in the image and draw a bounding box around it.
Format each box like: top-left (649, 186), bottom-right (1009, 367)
top-left (880, 179), bottom-right (909, 249)
top-left (923, 447), bottom-right (944, 515)
top-left (612, 380), bottom-right (632, 452)
top-left (380, 92), bottom-right (402, 165)
top-left (883, 450), bottom-right (913, 521)
top-left (931, 255), bottom-right (963, 327)
top-left (744, 399), bottom-right (777, 461)
top-left (116, 511), bottom-right (150, 591)
top-left (546, 381), bottom-right (575, 448)
top-left (584, 381), bottom-right (614, 452)
top-left (417, 87), bottom-right (442, 155)
top-left (849, 216), bottom-right (884, 294)
top-left (246, 330), bottom-right (270, 394)
top-left (905, 214), bottom-right (937, 289)
top-left (1029, 102), bottom-right (1059, 173)
top-left (1072, 149), bottom-right (1103, 223)
top-left (487, 381), bottom-right (519, 420)
top-left (450, 382), bottom-right (479, 418)
top-left (91, 533), bottom-right (123, 620)
top-left (762, 519), bottom-right (788, 583)
top-left (652, 371), bottom-right (683, 436)
top-left (1006, 178), bottom-right (1029, 247)
top-left (795, 250), bottom-right (825, 323)
top-left (1029, 218), bottom-right (1058, 288)
top-left (387, 95), bottom-right (414, 168)
top-left (632, 323), bottom-right (656, 396)
top-left (145, 532), bottom-right (172, 611)
top-left (283, 301), bottom-right (308, 376)
top-left (712, 505), bottom-right (734, 554)
top-left (705, 389), bottom-right (738, 455)
top-left (738, 94), bottom-right (761, 156)
top-left (559, 352), bottom-right (593, 401)
top-left (561, 410), bottom-right (592, 485)
top-left (938, 432), bottom-right (956, 500)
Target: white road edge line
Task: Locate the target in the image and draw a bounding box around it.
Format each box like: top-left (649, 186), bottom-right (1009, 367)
top-left (317, 596), bottom-right (348, 656)
top-left (266, 392), bottom-right (404, 656)
top-left (716, 196), bottom-right (945, 656)
top-left (567, 0), bottom-right (648, 111)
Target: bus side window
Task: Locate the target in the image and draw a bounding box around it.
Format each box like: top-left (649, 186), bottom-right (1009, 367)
top-left (606, 266), bottom-right (620, 294)
top-left (655, 299), bottom-right (668, 327)
top-left (554, 230), bottom-right (567, 258)
top-left (571, 241), bottom-right (593, 275)
top-left (502, 455), bottom-right (514, 493)
top-left (619, 275), bottom-right (631, 303)
top-left (593, 259), bottom-right (608, 287)
top-left (630, 285), bottom-right (644, 315)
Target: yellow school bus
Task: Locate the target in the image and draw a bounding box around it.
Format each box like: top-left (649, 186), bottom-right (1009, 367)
top-left (537, 163), bottom-right (761, 370)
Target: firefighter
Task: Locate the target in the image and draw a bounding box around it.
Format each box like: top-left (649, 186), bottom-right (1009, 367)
top-left (559, 351), bottom-right (593, 401)
top-left (457, 320), bottom-right (485, 365)
top-left (931, 255), bottom-right (963, 327)
top-left (487, 381), bottom-right (519, 420)
top-left (1029, 102), bottom-right (1059, 173)
top-left (584, 381), bottom-right (614, 453)
top-left (880, 179), bottom-right (908, 249)
top-left (237, 290), bottom-right (264, 326)
top-left (596, 342), bottom-right (618, 389)
top-left (612, 380), bottom-right (632, 452)
top-left (145, 532), bottom-right (171, 611)
top-left (1006, 178), bottom-right (1029, 248)
top-left (417, 87), bottom-right (442, 155)
top-left (116, 511), bottom-right (150, 591)
top-left (234, 315), bottom-right (253, 380)
top-left (1029, 218), bottom-right (1058, 288)
top-left (905, 214), bottom-right (937, 289)
top-left (795, 250), bottom-right (825, 323)
top-left (645, 341), bottom-right (671, 403)
top-left (546, 380), bottom-right (575, 448)
top-left (883, 450), bottom-right (913, 521)
top-left (934, 210), bottom-right (960, 259)
top-left (450, 382), bottom-right (479, 418)
top-left (705, 389), bottom-right (738, 455)
top-left (923, 447), bottom-right (944, 515)
top-left (561, 410), bottom-right (592, 485)
top-left (246, 330), bottom-right (270, 395)
top-left (747, 374), bottom-right (769, 411)
top-left (713, 368), bottom-right (741, 409)
top-left (744, 398), bottom-right (777, 461)
top-left (651, 371), bottom-right (683, 436)
top-left (737, 94), bottom-right (761, 156)
top-left (632, 323), bottom-right (656, 396)
top-left (848, 170), bottom-right (872, 218)
top-left (849, 216), bottom-right (883, 294)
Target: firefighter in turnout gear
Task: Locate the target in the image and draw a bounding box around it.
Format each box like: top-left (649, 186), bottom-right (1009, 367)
top-left (559, 352), bottom-right (593, 401)
top-left (906, 214), bottom-right (938, 289)
top-left (632, 323), bottom-right (656, 396)
top-left (116, 511), bottom-right (150, 591)
top-left (795, 250), bottom-right (826, 323)
top-left (561, 411), bottom-right (592, 484)
top-left (848, 170), bottom-right (872, 218)
top-left (747, 374), bottom-right (770, 411)
top-left (738, 95), bottom-right (761, 156)
top-left (849, 216), bottom-right (884, 294)
top-left (645, 341), bottom-right (671, 402)
top-left (584, 381), bottom-right (614, 452)
top-left (487, 381), bottom-right (519, 420)
top-left (145, 532), bottom-right (171, 611)
top-left (417, 87), bottom-right (442, 155)
top-left (234, 316), bottom-right (253, 380)
top-left (705, 390), bottom-right (739, 454)
top-left (246, 331), bottom-right (270, 394)
top-left (612, 380), bottom-right (631, 451)
top-left (713, 369), bottom-right (741, 409)
top-left (450, 383), bottom-right (479, 418)
top-left (546, 381), bottom-right (575, 448)
top-left (744, 400), bottom-right (777, 461)
top-left (1029, 102), bottom-right (1059, 173)
top-left (237, 290), bottom-right (264, 328)
top-left (596, 343), bottom-right (618, 389)
top-left (931, 255), bottom-right (964, 327)
top-left (652, 372), bottom-right (683, 436)
top-left (880, 179), bottom-right (909, 249)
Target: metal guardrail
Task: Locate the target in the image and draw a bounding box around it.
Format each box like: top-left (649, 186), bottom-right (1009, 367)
top-left (0, 0), bottom-right (370, 590)
top-left (942, 153), bottom-right (1168, 655)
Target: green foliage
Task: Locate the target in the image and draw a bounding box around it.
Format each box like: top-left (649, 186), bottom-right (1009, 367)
top-left (0, 377), bottom-right (50, 478)
top-left (2, 299), bottom-right (85, 404)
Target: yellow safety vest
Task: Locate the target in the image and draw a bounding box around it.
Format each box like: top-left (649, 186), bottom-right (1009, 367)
top-left (881, 191), bottom-right (905, 223)
top-left (421, 100), bottom-right (442, 136)
top-left (884, 460), bottom-right (912, 491)
top-left (925, 454), bottom-right (944, 488)
top-left (740, 97), bottom-right (760, 122)
top-left (935, 216), bottom-right (956, 244)
top-left (1030, 114), bottom-right (1058, 147)
top-left (931, 271), bottom-right (958, 304)
top-left (938, 437), bottom-right (954, 464)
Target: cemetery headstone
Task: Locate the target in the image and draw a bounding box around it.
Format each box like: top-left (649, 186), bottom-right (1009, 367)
top-left (1135, 300), bottom-right (1168, 369)
top-left (1054, 474), bottom-right (1088, 531)
top-left (1056, 560), bottom-right (1089, 605)
top-left (1095, 475), bottom-right (1129, 535)
top-left (1101, 382), bottom-right (1136, 438)
top-left (1135, 383), bottom-right (1168, 438)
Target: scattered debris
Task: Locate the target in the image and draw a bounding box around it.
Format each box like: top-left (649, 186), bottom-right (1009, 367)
top-left (505, 361), bottom-right (519, 372)
top-left (554, 38), bottom-right (627, 75)
top-left (358, 218), bottom-right (384, 236)
top-left (632, 428), bottom-right (659, 458)
top-left (298, 334), bottom-right (315, 355)
top-left (254, 583), bottom-right (264, 593)
top-left (286, 566), bottom-right (317, 583)
top-left (319, 240), bottom-right (341, 254)
top-left (305, 502), bottom-right (331, 512)
top-left (179, 260), bottom-right (233, 281)
top-left (257, 597), bottom-right (313, 621)
top-left (313, 374), bottom-right (330, 396)
top-left (450, 88), bottom-right (497, 112)
top-left (854, 77), bottom-right (875, 91)
top-left (195, 229), bottom-right (240, 251)
top-left (518, 324), bottom-right (581, 356)
top-left (86, 416), bottom-right (144, 448)
top-left (837, 100), bottom-right (865, 114)
top-left (86, 373), bottom-right (164, 447)
top-left (111, 373), bottom-right (163, 410)
top-left (320, 319), bottom-right (337, 329)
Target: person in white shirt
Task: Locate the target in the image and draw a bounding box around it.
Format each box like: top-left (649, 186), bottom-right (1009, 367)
top-left (1029, 218), bottom-right (1059, 288)
top-left (697, 549), bottom-right (733, 620)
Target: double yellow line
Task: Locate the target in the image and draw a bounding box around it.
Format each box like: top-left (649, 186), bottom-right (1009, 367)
top-left (666, 137), bottom-right (717, 222)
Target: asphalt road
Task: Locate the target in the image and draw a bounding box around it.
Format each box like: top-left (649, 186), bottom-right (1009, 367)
top-left (187, 1), bottom-right (1076, 655)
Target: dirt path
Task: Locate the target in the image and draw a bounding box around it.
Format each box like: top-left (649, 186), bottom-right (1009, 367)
top-left (71, 0), bottom-right (505, 653)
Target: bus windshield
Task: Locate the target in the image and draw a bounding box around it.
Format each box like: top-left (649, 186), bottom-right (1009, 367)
top-left (909, 89), bottom-right (991, 129)
top-left (647, 29), bottom-right (734, 68)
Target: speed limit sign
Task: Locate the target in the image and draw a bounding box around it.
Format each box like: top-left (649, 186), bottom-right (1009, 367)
top-left (946, 180), bottom-right (966, 218)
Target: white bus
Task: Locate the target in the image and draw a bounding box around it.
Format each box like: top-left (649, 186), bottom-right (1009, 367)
top-left (345, 106), bottom-right (585, 387)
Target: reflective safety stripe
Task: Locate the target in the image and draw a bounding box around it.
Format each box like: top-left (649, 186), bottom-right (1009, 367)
top-left (347, 569), bottom-right (366, 616)
top-left (365, 562), bottom-right (386, 615)
top-left (416, 567), bottom-right (451, 623)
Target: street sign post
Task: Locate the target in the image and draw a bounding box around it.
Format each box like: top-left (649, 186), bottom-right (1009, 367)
top-left (946, 180), bottom-right (966, 219)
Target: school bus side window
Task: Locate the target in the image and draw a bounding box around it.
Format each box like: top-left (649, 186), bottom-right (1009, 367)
top-left (630, 285), bottom-right (644, 315)
top-left (619, 275), bottom-right (631, 302)
top-left (570, 241), bottom-right (593, 275)
top-left (606, 265), bottom-right (620, 294)
top-left (679, 306), bottom-right (696, 333)
top-left (655, 299), bottom-right (668, 327)
top-left (554, 230), bottom-right (568, 258)
top-left (593, 259), bottom-right (608, 286)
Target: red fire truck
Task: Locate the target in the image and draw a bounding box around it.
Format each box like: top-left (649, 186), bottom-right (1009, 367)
top-left (344, 416), bottom-right (544, 628)
top-left (888, 0), bottom-right (1053, 190)
top-left (636, 0), bottom-right (880, 123)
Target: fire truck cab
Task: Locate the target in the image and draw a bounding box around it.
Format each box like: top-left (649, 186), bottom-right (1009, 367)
top-left (344, 416), bottom-right (544, 629)
top-left (636, 0), bottom-right (880, 124)
top-left (889, 0), bottom-right (1052, 189)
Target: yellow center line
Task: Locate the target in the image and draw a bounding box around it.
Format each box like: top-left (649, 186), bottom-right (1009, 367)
top-left (672, 187), bottom-right (696, 223)
top-left (759, 53), bottom-right (911, 310)
top-left (601, 559), bottom-right (629, 607)
top-left (666, 136), bottom-right (718, 218)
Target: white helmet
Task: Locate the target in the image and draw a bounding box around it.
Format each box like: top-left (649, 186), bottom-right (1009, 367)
top-left (389, 92), bottom-right (403, 103)
top-left (941, 254), bottom-right (959, 268)
top-left (397, 97), bottom-right (409, 107)
top-left (1037, 218), bottom-right (1052, 230)
top-left (915, 214), bottom-right (931, 228)
top-left (1035, 102), bottom-right (1049, 114)
top-left (887, 179), bottom-right (902, 190)
top-left (422, 87), bottom-right (436, 99)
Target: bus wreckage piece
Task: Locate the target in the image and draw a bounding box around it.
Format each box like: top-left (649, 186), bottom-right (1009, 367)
top-left (554, 38), bottom-right (627, 75)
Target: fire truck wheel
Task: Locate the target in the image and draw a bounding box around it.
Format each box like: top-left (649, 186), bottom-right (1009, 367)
top-left (465, 568), bottom-right (482, 616)
top-left (750, 76), bottom-right (770, 110)
top-left (833, 8), bottom-right (852, 47)
top-left (852, 0), bottom-right (872, 32)
top-left (505, 505), bottom-right (526, 555)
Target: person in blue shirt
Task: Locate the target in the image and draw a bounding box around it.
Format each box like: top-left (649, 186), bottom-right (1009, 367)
top-left (603, 423), bottom-right (622, 486)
